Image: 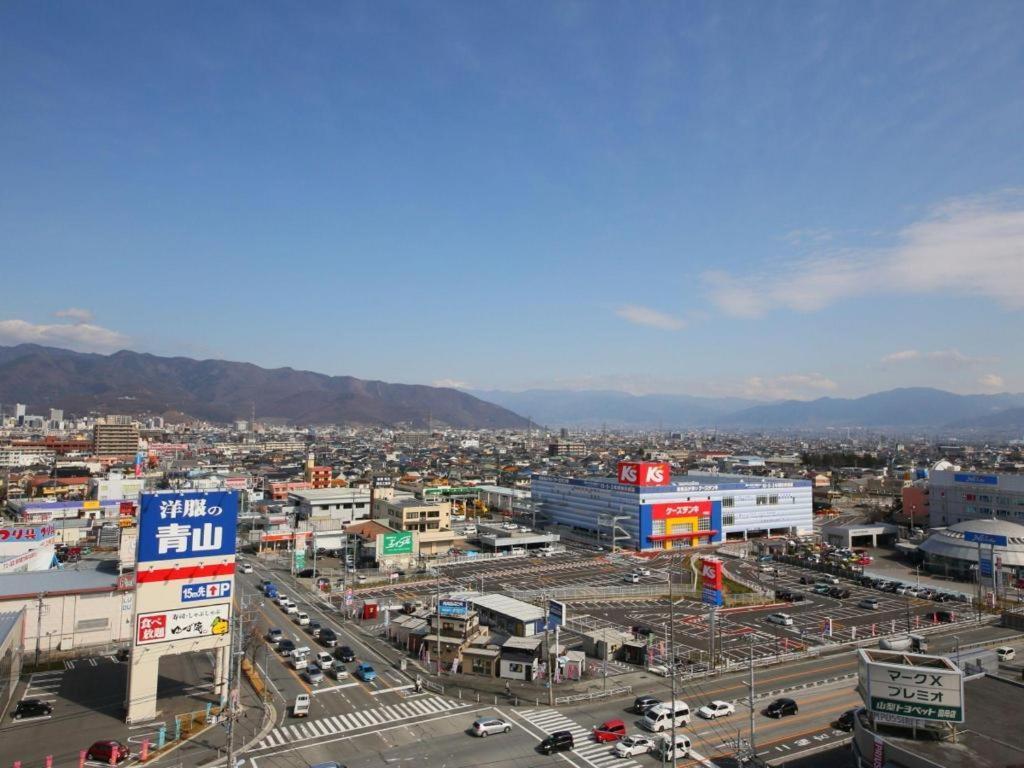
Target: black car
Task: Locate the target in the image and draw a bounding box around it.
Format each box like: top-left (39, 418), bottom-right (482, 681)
top-left (307, 622), bottom-right (323, 638)
top-left (631, 695), bottom-right (660, 714)
top-left (799, 576), bottom-right (812, 584)
top-left (278, 639), bottom-right (296, 655)
top-left (774, 589), bottom-right (793, 601)
top-left (859, 576), bottom-right (875, 587)
top-left (297, 568), bottom-right (320, 579)
top-left (836, 708), bottom-right (858, 731)
top-left (12, 699), bottom-right (52, 720)
top-left (765, 698), bottom-right (798, 719)
top-left (934, 611), bottom-right (955, 623)
top-left (828, 587), bottom-right (851, 599)
top-left (538, 731), bottom-right (574, 755)
top-left (319, 628), bottom-right (338, 647)
top-left (335, 645), bottom-right (355, 663)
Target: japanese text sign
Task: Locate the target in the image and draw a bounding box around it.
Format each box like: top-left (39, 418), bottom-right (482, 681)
top-left (136, 603), bottom-right (231, 645)
top-left (137, 491), bottom-right (238, 564)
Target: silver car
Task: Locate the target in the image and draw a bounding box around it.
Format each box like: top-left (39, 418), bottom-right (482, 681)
top-left (304, 663), bottom-right (324, 685)
top-left (472, 718), bottom-right (511, 737)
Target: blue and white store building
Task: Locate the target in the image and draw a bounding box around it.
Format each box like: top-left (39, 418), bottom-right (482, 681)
top-left (531, 468), bottom-right (813, 551)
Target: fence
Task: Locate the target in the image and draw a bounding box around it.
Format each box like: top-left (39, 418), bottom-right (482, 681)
top-left (554, 685), bottom-right (632, 705)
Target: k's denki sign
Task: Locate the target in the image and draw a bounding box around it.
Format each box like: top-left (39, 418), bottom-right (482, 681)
top-left (617, 461), bottom-right (671, 487)
top-left (137, 491), bottom-right (238, 564)
top-left (700, 557), bottom-right (724, 591)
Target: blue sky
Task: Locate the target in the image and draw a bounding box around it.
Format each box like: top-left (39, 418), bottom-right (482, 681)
top-left (2, 1), bottom-right (1023, 400)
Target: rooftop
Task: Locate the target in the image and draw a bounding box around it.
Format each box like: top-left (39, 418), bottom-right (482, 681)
top-left (471, 593), bottom-right (545, 623)
top-left (0, 559), bottom-right (121, 598)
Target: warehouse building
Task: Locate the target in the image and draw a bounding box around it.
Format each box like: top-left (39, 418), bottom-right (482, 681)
top-left (532, 462), bottom-right (812, 551)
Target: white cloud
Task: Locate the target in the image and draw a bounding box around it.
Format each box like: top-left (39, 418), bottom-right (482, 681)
top-left (978, 373), bottom-right (1005, 392)
top-left (705, 191), bottom-right (1024, 316)
top-left (740, 373), bottom-right (839, 401)
top-left (881, 350), bottom-right (921, 363)
top-left (53, 307), bottom-right (94, 322)
top-left (432, 378), bottom-right (470, 389)
top-left (615, 304), bottom-right (685, 331)
top-left (880, 348), bottom-right (995, 368)
top-left (0, 318), bottom-right (130, 352)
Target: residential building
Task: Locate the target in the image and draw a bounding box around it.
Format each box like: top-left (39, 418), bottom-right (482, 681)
top-left (384, 498), bottom-right (452, 533)
top-left (93, 416), bottom-right (140, 457)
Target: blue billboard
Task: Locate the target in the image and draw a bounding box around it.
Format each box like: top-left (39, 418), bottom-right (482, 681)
top-left (181, 580), bottom-right (233, 602)
top-left (138, 490), bottom-right (239, 564)
top-left (953, 473), bottom-right (997, 485)
top-left (964, 530), bottom-right (1008, 547)
top-left (438, 599), bottom-right (469, 618)
top-left (979, 558), bottom-right (993, 578)
top-left (701, 587), bottom-right (724, 607)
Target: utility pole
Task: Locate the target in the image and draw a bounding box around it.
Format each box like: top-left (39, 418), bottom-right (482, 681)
top-left (668, 573), bottom-right (677, 767)
top-left (545, 601), bottom-right (554, 706)
top-left (435, 570), bottom-right (442, 676)
top-left (226, 594), bottom-right (252, 768)
top-left (748, 634), bottom-right (757, 763)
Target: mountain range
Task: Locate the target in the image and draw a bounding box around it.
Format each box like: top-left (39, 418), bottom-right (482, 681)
top-left (472, 386), bottom-right (1024, 432)
top-left (0, 344), bottom-right (528, 429)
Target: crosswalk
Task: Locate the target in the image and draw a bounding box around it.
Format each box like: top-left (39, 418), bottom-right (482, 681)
top-left (515, 709), bottom-right (643, 768)
top-left (252, 696), bottom-right (469, 750)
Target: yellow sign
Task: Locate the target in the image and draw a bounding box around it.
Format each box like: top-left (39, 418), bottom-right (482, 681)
top-left (83, 500), bottom-right (101, 510)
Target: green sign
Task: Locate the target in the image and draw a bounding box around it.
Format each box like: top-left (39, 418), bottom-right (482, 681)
top-left (294, 550), bottom-right (306, 570)
top-left (870, 697), bottom-right (962, 723)
top-left (422, 486), bottom-right (477, 499)
top-left (381, 532), bottom-right (414, 555)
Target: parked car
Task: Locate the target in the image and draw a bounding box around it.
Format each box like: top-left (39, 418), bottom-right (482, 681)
top-left (304, 664), bottom-right (324, 684)
top-left (812, 584), bottom-right (831, 595)
top-left (631, 695), bottom-right (661, 714)
top-left (593, 719), bottom-right (626, 742)
top-left (933, 611), bottom-right (955, 623)
top-left (472, 717), bottom-right (511, 737)
top-left (355, 663), bottom-right (377, 682)
top-left (764, 698), bottom-right (799, 718)
top-left (766, 613), bottom-right (794, 626)
top-left (86, 742), bottom-right (130, 764)
top-left (828, 587), bottom-right (851, 599)
top-left (623, 573), bottom-right (641, 584)
top-left (858, 598), bottom-right (880, 610)
top-left (319, 628), bottom-right (338, 647)
top-left (637, 567), bottom-right (652, 577)
top-left (799, 576), bottom-right (813, 585)
top-left (297, 568), bottom-right (319, 578)
top-left (266, 628), bottom-right (284, 644)
top-left (538, 731), bottom-right (574, 755)
top-left (997, 646), bottom-right (1016, 662)
top-left (336, 646), bottom-right (356, 663)
top-left (614, 734), bottom-right (655, 757)
top-left (836, 708), bottom-right (858, 731)
top-left (697, 700), bottom-right (735, 720)
top-left (12, 699), bottom-right (52, 720)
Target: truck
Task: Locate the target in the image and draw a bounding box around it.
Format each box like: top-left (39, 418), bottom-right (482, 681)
top-left (264, 582), bottom-right (279, 599)
top-left (879, 634), bottom-right (928, 652)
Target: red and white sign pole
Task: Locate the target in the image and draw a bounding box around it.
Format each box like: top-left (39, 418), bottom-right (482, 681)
top-left (45, 756), bottom-right (53, 768)
top-left (140, 739), bottom-right (149, 762)
top-left (79, 750), bottom-right (87, 768)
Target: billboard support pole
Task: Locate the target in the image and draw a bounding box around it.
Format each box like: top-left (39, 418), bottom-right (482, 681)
top-left (976, 542), bottom-right (982, 621)
top-left (435, 571), bottom-right (442, 676)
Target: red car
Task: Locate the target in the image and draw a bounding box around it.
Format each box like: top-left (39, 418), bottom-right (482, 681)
top-left (593, 719), bottom-right (627, 742)
top-left (86, 741), bottom-right (130, 763)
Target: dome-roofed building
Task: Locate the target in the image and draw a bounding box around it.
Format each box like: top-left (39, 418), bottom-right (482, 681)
top-left (918, 518), bottom-right (1024, 582)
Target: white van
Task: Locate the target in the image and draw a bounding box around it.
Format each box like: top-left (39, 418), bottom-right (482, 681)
top-left (641, 700), bottom-right (691, 732)
top-left (656, 734), bottom-right (691, 760)
top-left (290, 647), bottom-right (311, 670)
top-left (292, 693), bottom-right (310, 717)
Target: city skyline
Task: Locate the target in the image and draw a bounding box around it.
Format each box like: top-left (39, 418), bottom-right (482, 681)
top-left (2, 3), bottom-right (1023, 399)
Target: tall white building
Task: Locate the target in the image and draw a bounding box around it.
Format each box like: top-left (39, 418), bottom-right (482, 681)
top-left (929, 470), bottom-right (1024, 528)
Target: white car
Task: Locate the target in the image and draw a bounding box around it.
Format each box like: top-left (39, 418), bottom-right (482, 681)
top-left (614, 734), bottom-right (655, 757)
top-left (276, 594), bottom-right (290, 606)
top-left (239, 563), bottom-right (254, 574)
top-left (698, 700), bottom-right (736, 719)
top-left (285, 603), bottom-right (299, 615)
top-left (637, 567), bottom-right (652, 577)
top-left (997, 646), bottom-right (1016, 662)
top-left (294, 612), bottom-right (310, 626)
top-left (624, 573), bottom-right (641, 584)
top-left (766, 613), bottom-right (794, 626)
top-left (315, 651), bottom-right (334, 669)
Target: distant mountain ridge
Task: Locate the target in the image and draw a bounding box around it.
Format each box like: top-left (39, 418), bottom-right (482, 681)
top-left (0, 344), bottom-right (528, 428)
top-left (468, 388), bottom-right (763, 428)
top-left (470, 386), bottom-right (1024, 432)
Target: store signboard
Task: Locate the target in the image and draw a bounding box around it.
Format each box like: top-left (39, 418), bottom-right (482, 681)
top-left (548, 599), bottom-right (567, 629)
top-left (136, 603), bottom-right (231, 645)
top-left (617, 461), bottom-right (671, 487)
top-left (439, 599), bottom-right (469, 618)
top-left (381, 531), bottom-right (414, 555)
top-left (964, 530), bottom-right (1008, 547)
top-left (858, 650), bottom-right (964, 724)
top-left (137, 490), bottom-right (238, 565)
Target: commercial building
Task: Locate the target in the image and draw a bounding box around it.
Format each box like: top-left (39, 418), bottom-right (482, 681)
top-left (474, 485), bottom-right (530, 514)
top-left (93, 416), bottom-right (140, 457)
top-left (928, 470), bottom-right (1024, 528)
top-left (384, 498), bottom-right (452, 533)
top-left (531, 462), bottom-right (812, 551)
top-left (918, 518), bottom-right (1024, 584)
top-left (289, 488), bottom-right (371, 525)
top-left (0, 611), bottom-right (25, 716)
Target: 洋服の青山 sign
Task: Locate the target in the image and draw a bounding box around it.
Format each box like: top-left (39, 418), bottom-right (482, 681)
top-left (381, 531), bottom-right (414, 555)
top-left (137, 490), bottom-right (238, 564)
